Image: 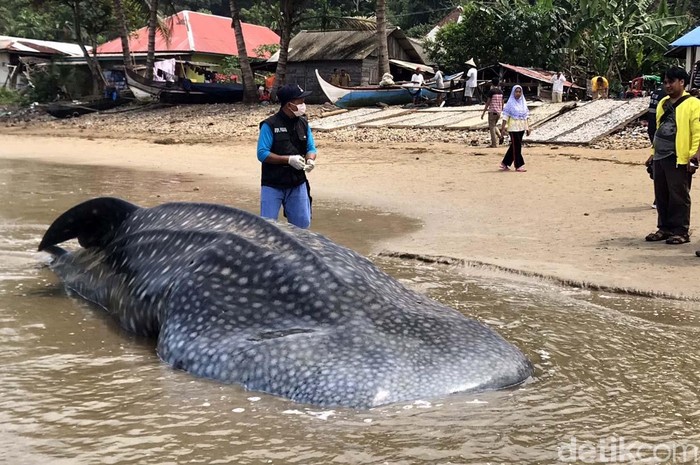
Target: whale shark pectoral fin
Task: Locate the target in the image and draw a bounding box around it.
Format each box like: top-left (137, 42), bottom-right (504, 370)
top-left (38, 197), bottom-right (139, 251)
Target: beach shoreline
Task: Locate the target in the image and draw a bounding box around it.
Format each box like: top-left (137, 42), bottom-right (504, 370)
top-left (3, 104), bottom-right (697, 300)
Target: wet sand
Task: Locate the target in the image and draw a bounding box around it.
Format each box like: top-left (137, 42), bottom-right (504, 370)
top-left (1, 126), bottom-right (695, 299)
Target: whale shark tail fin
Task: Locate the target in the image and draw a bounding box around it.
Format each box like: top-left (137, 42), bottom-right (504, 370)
top-left (38, 197), bottom-right (139, 251)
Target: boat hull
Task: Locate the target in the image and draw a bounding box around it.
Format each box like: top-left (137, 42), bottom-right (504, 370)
top-left (125, 69), bottom-right (243, 104)
top-left (315, 69), bottom-right (464, 109)
top-left (46, 97), bottom-right (129, 118)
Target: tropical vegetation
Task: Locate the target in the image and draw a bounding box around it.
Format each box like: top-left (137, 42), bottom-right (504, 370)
top-left (0, 0), bottom-right (697, 101)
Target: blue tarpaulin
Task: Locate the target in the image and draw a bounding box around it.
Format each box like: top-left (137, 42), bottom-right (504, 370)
top-left (671, 26), bottom-right (700, 47)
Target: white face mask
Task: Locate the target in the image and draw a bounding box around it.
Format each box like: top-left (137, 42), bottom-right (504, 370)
top-left (290, 102), bottom-right (306, 117)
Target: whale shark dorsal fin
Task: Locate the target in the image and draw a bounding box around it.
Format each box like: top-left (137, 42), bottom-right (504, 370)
top-left (38, 197), bottom-right (139, 251)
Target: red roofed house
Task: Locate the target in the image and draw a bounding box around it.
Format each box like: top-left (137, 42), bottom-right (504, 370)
top-left (97, 10), bottom-right (279, 83)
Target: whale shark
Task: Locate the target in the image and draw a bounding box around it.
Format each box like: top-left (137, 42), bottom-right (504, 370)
top-left (38, 197), bottom-right (533, 408)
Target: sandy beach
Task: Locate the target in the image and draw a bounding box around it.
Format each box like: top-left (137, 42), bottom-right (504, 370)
top-left (2, 103), bottom-right (697, 299)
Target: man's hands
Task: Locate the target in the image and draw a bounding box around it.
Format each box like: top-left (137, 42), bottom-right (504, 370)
top-left (304, 158), bottom-right (316, 172)
top-left (287, 155), bottom-right (317, 172)
top-left (288, 155), bottom-right (306, 170)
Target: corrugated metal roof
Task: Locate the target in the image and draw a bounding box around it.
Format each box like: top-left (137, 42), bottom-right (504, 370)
top-left (499, 62), bottom-right (584, 89)
top-left (97, 10), bottom-right (280, 58)
top-left (283, 28), bottom-right (422, 63)
top-left (670, 25), bottom-right (700, 47)
top-left (0, 35), bottom-right (87, 56)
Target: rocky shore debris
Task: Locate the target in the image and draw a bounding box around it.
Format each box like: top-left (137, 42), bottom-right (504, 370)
top-left (1, 101), bottom-right (653, 150)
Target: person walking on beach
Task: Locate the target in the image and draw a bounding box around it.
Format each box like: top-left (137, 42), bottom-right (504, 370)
top-left (464, 58), bottom-right (478, 105)
top-left (481, 77), bottom-right (504, 147)
top-left (551, 71), bottom-right (566, 103)
top-left (256, 84), bottom-right (317, 229)
top-left (499, 85), bottom-right (530, 172)
top-left (645, 67), bottom-right (700, 246)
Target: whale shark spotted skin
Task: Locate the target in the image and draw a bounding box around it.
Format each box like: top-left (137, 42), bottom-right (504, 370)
top-left (38, 197), bottom-right (533, 408)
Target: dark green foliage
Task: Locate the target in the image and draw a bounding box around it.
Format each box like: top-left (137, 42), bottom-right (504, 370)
top-left (426, 0), bottom-right (696, 87)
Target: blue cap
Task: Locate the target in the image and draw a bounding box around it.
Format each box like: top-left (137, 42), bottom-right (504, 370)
top-left (277, 84), bottom-right (312, 105)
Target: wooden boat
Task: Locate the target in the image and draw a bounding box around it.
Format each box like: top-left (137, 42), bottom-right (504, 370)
top-left (125, 68), bottom-right (243, 104)
top-left (315, 69), bottom-right (464, 109)
top-left (46, 96), bottom-right (130, 118)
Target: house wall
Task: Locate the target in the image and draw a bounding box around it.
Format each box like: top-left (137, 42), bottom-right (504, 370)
top-left (0, 52), bottom-right (12, 88)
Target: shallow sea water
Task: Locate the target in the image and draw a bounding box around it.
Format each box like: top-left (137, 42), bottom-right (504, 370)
top-left (1, 158), bottom-right (699, 464)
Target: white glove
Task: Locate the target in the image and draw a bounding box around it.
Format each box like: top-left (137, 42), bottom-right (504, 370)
top-left (304, 158), bottom-right (316, 172)
top-left (288, 155), bottom-right (305, 170)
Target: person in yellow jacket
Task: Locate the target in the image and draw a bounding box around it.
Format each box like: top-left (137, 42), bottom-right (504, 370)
top-left (591, 76), bottom-right (609, 99)
top-left (645, 67), bottom-right (700, 246)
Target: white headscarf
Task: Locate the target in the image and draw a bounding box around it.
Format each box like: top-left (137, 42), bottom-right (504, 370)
top-left (502, 85), bottom-right (529, 120)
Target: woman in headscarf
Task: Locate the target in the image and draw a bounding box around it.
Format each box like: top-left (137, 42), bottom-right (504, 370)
top-left (499, 85), bottom-right (531, 172)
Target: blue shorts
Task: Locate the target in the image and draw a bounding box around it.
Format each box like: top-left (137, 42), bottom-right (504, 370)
top-left (260, 183), bottom-right (311, 229)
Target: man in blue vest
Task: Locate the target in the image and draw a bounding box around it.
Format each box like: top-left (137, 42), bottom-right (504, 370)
top-left (256, 83), bottom-right (317, 228)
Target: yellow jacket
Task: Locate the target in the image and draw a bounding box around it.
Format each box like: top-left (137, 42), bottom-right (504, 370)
top-left (655, 92), bottom-right (700, 164)
top-left (591, 76), bottom-right (608, 91)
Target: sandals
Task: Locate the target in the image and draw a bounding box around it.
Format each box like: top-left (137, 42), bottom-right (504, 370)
top-left (515, 167), bottom-right (527, 172)
top-left (645, 230), bottom-right (671, 242)
top-left (665, 234), bottom-right (690, 245)
top-left (499, 163), bottom-right (510, 171)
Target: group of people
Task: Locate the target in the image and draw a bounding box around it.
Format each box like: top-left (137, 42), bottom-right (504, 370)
top-left (480, 78), bottom-right (530, 172)
top-left (329, 69), bottom-right (352, 87)
top-left (255, 65), bottom-right (700, 252)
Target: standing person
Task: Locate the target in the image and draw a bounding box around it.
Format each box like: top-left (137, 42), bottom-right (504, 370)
top-left (646, 82), bottom-right (667, 209)
top-left (256, 84), bottom-right (317, 229)
top-left (646, 83), bottom-right (667, 143)
top-left (499, 85), bottom-right (530, 172)
top-left (481, 77), bottom-right (504, 147)
top-left (411, 67), bottom-right (425, 105)
top-left (464, 58), bottom-right (478, 105)
top-left (551, 71), bottom-right (566, 103)
top-left (330, 68), bottom-right (340, 86)
top-left (645, 67), bottom-right (700, 246)
top-left (339, 69), bottom-right (351, 87)
top-left (432, 65), bottom-right (445, 106)
top-left (591, 76), bottom-right (609, 100)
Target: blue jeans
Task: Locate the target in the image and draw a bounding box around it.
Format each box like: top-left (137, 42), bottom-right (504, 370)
top-left (260, 183), bottom-right (311, 228)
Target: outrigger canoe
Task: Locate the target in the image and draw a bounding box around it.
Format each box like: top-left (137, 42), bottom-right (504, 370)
top-left (315, 69), bottom-right (464, 109)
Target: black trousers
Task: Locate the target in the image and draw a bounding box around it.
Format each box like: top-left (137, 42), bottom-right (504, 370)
top-left (653, 156), bottom-right (692, 235)
top-left (502, 131), bottom-right (525, 168)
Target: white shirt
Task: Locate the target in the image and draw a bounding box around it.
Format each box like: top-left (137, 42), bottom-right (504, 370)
top-left (411, 73), bottom-right (425, 85)
top-left (434, 70), bottom-right (444, 88)
top-left (466, 68), bottom-right (478, 87)
top-left (551, 74), bottom-right (566, 93)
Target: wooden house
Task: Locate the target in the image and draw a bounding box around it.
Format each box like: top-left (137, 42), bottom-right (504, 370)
top-left (273, 28), bottom-right (426, 104)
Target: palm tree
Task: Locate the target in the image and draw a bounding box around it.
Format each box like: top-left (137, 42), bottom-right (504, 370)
top-left (274, 0), bottom-right (308, 90)
top-left (145, 0), bottom-right (159, 80)
top-left (112, 0), bottom-right (132, 69)
top-left (230, 0), bottom-right (257, 104)
top-left (376, 0), bottom-right (389, 78)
